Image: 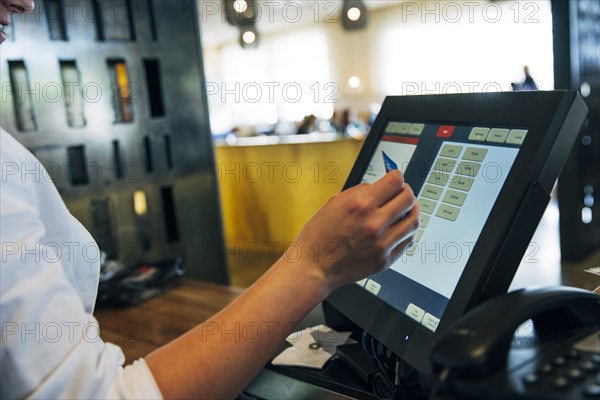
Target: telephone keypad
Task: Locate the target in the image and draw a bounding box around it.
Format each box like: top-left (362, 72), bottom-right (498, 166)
top-left (517, 338), bottom-right (600, 399)
top-left (553, 356), bottom-right (567, 366)
top-left (580, 360), bottom-right (598, 372)
top-left (584, 383), bottom-right (600, 397)
top-left (567, 349), bottom-right (581, 359)
top-left (538, 363), bottom-right (553, 374)
top-left (568, 368), bottom-right (585, 380)
top-left (551, 376), bottom-right (569, 389)
top-left (523, 373), bottom-right (540, 385)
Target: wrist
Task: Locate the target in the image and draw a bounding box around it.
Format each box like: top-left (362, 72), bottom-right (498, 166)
top-left (276, 245), bottom-right (332, 302)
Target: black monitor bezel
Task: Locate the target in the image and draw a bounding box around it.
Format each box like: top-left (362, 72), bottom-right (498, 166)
top-left (325, 91), bottom-right (587, 372)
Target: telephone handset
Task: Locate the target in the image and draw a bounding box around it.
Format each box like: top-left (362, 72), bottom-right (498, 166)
top-left (430, 286), bottom-right (600, 400)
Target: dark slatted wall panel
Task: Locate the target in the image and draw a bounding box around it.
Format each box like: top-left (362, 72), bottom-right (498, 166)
top-left (0, 0), bottom-right (228, 283)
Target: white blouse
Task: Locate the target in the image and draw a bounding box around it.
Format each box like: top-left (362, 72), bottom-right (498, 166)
top-left (1, 129), bottom-right (163, 399)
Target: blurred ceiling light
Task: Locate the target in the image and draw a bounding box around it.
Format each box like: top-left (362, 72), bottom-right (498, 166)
top-left (342, 0), bottom-right (368, 30)
top-left (347, 7), bottom-right (361, 22)
top-left (242, 30), bottom-right (256, 44)
top-left (225, 0), bottom-right (257, 26)
top-left (233, 0), bottom-right (248, 13)
top-left (240, 25), bottom-right (259, 48)
top-left (348, 76), bottom-right (361, 88)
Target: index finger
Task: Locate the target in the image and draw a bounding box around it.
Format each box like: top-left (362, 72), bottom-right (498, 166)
top-left (368, 170), bottom-right (406, 206)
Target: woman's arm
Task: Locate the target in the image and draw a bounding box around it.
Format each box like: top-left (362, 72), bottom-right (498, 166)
top-left (146, 170), bottom-right (419, 399)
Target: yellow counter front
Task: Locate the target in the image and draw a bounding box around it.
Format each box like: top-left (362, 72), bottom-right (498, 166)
top-left (214, 134), bottom-right (364, 285)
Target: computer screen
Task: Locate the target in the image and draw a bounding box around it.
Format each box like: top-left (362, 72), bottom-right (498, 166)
top-left (325, 91), bottom-right (587, 372)
top-left (356, 122), bottom-right (527, 333)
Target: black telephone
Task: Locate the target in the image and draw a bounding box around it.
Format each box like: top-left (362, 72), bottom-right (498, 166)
top-left (429, 286), bottom-right (600, 400)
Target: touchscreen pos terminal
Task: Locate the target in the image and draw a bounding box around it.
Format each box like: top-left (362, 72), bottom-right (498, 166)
top-left (325, 91), bottom-right (588, 373)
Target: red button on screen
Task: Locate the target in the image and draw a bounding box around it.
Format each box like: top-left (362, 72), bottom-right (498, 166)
top-left (437, 125), bottom-right (455, 138)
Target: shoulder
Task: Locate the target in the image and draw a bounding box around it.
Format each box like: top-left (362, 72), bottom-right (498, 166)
top-left (1, 128), bottom-right (50, 186)
top-left (1, 128), bottom-right (40, 201)
top-left (1, 129), bottom-right (61, 206)
top-left (0, 129), bottom-right (64, 240)
top-left (1, 128), bottom-right (36, 162)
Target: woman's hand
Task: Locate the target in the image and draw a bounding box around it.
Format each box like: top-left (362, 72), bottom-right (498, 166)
top-left (291, 170), bottom-right (419, 295)
top-left (147, 170), bottom-right (419, 399)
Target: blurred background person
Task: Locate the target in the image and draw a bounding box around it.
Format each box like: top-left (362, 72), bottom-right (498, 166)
top-left (511, 65), bottom-right (539, 91)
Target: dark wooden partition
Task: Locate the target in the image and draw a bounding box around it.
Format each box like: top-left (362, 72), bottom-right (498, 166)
top-left (1, 0), bottom-right (228, 283)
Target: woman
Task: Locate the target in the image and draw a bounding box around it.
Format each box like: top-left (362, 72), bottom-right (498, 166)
top-left (0, 1), bottom-right (420, 398)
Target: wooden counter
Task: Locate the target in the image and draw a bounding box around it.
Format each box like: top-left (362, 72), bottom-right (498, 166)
top-left (94, 279), bottom-right (243, 363)
top-left (93, 251), bottom-right (600, 365)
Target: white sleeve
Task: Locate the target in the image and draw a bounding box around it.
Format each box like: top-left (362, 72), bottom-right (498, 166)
top-left (1, 132), bottom-right (163, 399)
top-left (107, 359), bottom-right (164, 400)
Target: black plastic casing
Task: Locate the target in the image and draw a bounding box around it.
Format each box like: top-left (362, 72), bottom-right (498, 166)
top-left (325, 91), bottom-right (588, 373)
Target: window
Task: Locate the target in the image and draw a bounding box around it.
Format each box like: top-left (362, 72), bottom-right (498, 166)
top-left (374, 1), bottom-right (554, 96)
top-left (206, 27), bottom-right (334, 134)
